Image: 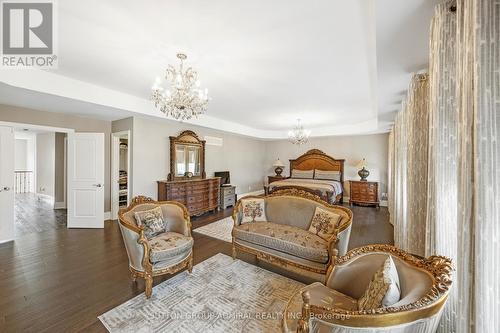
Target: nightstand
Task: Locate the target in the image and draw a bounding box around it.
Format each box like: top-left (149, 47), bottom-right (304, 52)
top-left (219, 185), bottom-right (236, 210)
top-left (349, 180), bottom-right (379, 208)
top-left (268, 175), bottom-right (285, 184)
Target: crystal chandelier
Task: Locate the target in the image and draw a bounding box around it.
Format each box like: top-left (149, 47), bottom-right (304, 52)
top-left (288, 119), bottom-right (311, 145)
top-left (151, 53), bottom-right (209, 121)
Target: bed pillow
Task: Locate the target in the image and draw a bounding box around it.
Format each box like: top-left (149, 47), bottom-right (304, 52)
top-left (314, 169), bottom-right (341, 181)
top-left (241, 198), bottom-right (267, 224)
top-left (308, 206), bottom-right (342, 241)
top-left (291, 169), bottom-right (314, 179)
top-left (134, 206), bottom-right (166, 239)
top-left (358, 256), bottom-right (401, 310)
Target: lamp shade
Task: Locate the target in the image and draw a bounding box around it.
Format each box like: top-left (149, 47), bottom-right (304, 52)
top-left (356, 158), bottom-right (367, 169)
top-left (273, 158), bottom-right (285, 168)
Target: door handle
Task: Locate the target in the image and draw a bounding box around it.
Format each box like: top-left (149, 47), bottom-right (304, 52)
top-left (93, 184), bottom-right (103, 188)
top-left (3, 187), bottom-right (10, 191)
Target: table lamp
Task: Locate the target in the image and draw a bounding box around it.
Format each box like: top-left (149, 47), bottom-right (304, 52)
top-left (273, 158), bottom-right (285, 177)
top-left (356, 158), bottom-right (369, 181)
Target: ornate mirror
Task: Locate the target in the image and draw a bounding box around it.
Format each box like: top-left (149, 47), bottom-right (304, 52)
top-left (168, 130), bottom-right (206, 181)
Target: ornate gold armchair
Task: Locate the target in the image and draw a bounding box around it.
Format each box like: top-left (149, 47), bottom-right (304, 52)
top-left (232, 189), bottom-right (353, 283)
top-left (118, 196), bottom-right (194, 298)
top-left (282, 245), bottom-right (453, 333)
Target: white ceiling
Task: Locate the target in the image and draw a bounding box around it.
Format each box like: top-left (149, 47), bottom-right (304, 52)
top-left (0, 0), bottom-right (438, 138)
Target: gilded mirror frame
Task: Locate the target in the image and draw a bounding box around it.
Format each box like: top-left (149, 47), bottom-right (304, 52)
top-left (168, 130), bottom-right (206, 181)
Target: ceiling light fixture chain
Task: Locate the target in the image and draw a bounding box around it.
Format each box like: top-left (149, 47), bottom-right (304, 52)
top-left (151, 53), bottom-right (209, 121)
top-left (288, 119), bottom-right (311, 145)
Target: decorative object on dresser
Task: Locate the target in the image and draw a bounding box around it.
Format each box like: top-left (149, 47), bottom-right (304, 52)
top-left (219, 185), bottom-right (236, 210)
top-left (267, 149), bottom-right (344, 204)
top-left (158, 130), bottom-right (219, 216)
top-left (349, 180), bottom-right (379, 208)
top-left (273, 158), bottom-right (285, 177)
top-left (356, 158), bottom-right (370, 181)
top-left (168, 130), bottom-right (206, 181)
top-left (151, 53), bottom-right (209, 121)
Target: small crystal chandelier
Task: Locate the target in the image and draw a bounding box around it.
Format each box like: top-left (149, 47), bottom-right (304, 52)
top-left (151, 53), bottom-right (209, 121)
top-left (288, 119), bottom-right (311, 145)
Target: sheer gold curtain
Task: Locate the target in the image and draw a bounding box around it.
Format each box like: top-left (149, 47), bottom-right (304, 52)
top-left (389, 1), bottom-right (499, 331)
top-left (426, 2), bottom-right (458, 332)
top-left (456, 0), bottom-right (500, 331)
top-left (392, 74), bottom-right (429, 256)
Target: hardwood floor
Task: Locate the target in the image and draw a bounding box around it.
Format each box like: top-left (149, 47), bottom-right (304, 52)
top-left (14, 193), bottom-right (67, 238)
top-left (0, 204), bottom-right (391, 333)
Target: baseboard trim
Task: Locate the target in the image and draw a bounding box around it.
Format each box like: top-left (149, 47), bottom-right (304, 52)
top-left (104, 211), bottom-right (111, 221)
top-left (342, 196), bottom-right (388, 207)
top-left (54, 201), bottom-right (66, 209)
top-left (238, 189), bottom-right (265, 198)
top-left (0, 238), bottom-right (14, 244)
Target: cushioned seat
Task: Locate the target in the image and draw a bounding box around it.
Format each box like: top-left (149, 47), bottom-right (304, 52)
top-left (118, 196), bottom-right (194, 298)
top-left (149, 232), bottom-right (194, 263)
top-left (282, 245), bottom-right (453, 333)
top-left (233, 222), bottom-right (329, 263)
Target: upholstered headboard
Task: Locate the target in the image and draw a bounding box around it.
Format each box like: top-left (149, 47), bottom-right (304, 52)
top-left (289, 149), bottom-right (345, 183)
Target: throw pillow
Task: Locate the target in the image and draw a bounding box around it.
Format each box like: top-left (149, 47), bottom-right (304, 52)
top-left (308, 206), bottom-right (342, 241)
top-left (241, 198), bottom-right (267, 224)
top-left (134, 206), bottom-right (166, 239)
top-left (314, 169), bottom-right (341, 181)
top-left (358, 256), bottom-right (401, 311)
top-left (291, 169), bottom-right (314, 179)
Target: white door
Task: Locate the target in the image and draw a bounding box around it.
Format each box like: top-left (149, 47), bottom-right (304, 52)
top-left (67, 133), bottom-right (104, 228)
top-left (0, 126), bottom-right (15, 243)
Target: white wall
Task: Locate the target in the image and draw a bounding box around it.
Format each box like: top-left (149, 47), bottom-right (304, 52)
top-left (15, 139), bottom-right (28, 170)
top-left (14, 132), bottom-right (36, 192)
top-left (131, 116), bottom-right (267, 199)
top-left (36, 132), bottom-right (55, 197)
top-left (264, 133), bottom-right (389, 201)
top-left (1, 104), bottom-right (113, 211)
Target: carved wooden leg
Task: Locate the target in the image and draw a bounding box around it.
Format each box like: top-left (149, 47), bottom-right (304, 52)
top-left (187, 255), bottom-right (193, 273)
top-left (297, 291), bottom-right (311, 333)
top-left (130, 270), bottom-right (138, 283)
top-left (145, 274), bottom-right (153, 299)
top-left (232, 244), bottom-right (237, 260)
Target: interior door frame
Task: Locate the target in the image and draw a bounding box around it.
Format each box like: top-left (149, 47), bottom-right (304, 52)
top-left (0, 121), bottom-right (74, 241)
top-left (111, 130), bottom-right (130, 220)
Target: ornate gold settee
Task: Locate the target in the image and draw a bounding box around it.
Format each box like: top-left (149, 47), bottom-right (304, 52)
top-left (282, 245), bottom-right (453, 333)
top-left (118, 196), bottom-right (194, 298)
top-left (232, 189), bottom-right (353, 283)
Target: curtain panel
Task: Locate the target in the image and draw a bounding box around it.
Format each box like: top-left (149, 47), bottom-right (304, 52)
top-left (389, 0), bottom-right (499, 331)
top-left (392, 74), bottom-right (429, 256)
top-left (426, 2), bottom-right (458, 332)
top-left (456, 0), bottom-right (500, 331)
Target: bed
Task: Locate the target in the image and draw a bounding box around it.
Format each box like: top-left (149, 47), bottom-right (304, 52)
top-left (268, 149), bottom-right (345, 204)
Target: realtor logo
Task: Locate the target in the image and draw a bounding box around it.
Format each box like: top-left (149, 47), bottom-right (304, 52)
top-left (1, 0), bottom-right (57, 68)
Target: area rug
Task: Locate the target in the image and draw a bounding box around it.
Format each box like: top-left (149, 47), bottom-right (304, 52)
top-left (99, 253), bottom-right (304, 333)
top-left (193, 216), bottom-right (233, 243)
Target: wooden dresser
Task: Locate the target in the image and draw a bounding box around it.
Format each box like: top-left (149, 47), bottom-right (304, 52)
top-left (349, 180), bottom-right (379, 208)
top-left (157, 178), bottom-right (220, 216)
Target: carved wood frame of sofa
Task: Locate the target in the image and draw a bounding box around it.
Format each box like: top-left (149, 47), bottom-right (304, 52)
top-left (118, 196), bottom-right (194, 298)
top-left (282, 244), bottom-right (453, 333)
top-left (231, 189), bottom-right (353, 283)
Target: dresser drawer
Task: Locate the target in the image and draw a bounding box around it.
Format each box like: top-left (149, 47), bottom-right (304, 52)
top-left (349, 181), bottom-right (379, 207)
